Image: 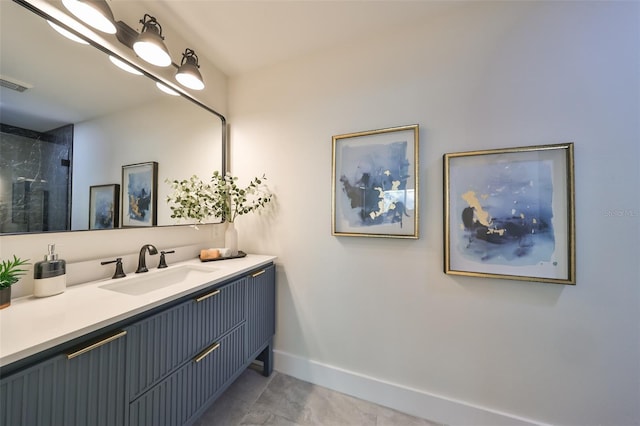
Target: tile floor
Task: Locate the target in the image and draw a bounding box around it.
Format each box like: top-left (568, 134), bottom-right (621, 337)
top-left (193, 366), bottom-right (440, 426)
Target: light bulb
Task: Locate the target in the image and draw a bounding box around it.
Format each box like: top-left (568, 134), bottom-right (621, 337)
top-left (61, 0), bottom-right (117, 34)
top-left (109, 56), bottom-right (143, 75)
top-left (156, 82), bottom-right (179, 96)
top-left (47, 21), bottom-right (89, 45)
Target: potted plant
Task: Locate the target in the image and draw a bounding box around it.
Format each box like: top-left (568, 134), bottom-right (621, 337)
top-left (166, 171), bottom-right (273, 255)
top-left (0, 255), bottom-right (30, 309)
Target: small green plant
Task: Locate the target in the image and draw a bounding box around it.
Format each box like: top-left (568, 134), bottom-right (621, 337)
top-left (166, 171), bottom-right (273, 224)
top-left (0, 255), bottom-right (30, 289)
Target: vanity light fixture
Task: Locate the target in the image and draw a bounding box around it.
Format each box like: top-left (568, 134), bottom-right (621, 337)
top-left (133, 14), bottom-right (172, 67)
top-left (109, 56), bottom-right (143, 75)
top-left (156, 82), bottom-right (180, 96)
top-left (175, 49), bottom-right (205, 90)
top-left (61, 0), bottom-right (117, 34)
top-left (47, 20), bottom-right (89, 45)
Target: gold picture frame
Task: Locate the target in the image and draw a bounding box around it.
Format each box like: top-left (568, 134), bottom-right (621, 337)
top-left (332, 124), bottom-right (419, 238)
top-left (444, 143), bottom-right (575, 284)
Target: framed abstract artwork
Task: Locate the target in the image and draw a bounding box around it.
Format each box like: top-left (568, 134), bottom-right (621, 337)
top-left (332, 124), bottom-right (419, 238)
top-left (444, 143), bottom-right (575, 284)
top-left (89, 184), bottom-right (120, 229)
top-left (121, 161), bottom-right (158, 227)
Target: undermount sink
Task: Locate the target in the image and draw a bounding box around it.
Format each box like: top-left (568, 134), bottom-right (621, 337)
top-left (99, 265), bottom-right (216, 296)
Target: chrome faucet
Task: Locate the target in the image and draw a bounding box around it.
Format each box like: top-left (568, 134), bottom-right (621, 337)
top-left (136, 244), bottom-right (158, 273)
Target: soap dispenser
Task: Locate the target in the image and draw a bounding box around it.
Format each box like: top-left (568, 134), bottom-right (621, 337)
top-left (33, 244), bottom-right (66, 297)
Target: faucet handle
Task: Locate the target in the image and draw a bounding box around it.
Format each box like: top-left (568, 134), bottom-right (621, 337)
top-left (101, 258), bottom-right (126, 279)
top-left (158, 250), bottom-right (175, 269)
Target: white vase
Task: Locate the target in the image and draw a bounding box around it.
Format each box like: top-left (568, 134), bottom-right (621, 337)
top-left (225, 222), bottom-right (239, 256)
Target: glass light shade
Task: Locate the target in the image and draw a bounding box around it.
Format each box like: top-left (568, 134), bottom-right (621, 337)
top-left (175, 61), bottom-right (204, 90)
top-left (47, 21), bottom-right (89, 45)
top-left (109, 56), bottom-right (143, 75)
top-left (156, 82), bottom-right (179, 96)
top-left (133, 31), bottom-right (172, 67)
top-left (61, 0), bottom-right (116, 34)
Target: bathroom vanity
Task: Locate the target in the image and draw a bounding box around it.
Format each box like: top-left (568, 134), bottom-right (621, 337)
top-left (0, 255), bottom-right (276, 426)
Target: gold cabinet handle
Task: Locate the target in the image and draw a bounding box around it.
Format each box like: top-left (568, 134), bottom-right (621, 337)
top-left (193, 342), bottom-right (220, 363)
top-left (194, 289), bottom-right (220, 302)
top-left (67, 330), bottom-right (127, 360)
top-left (251, 269), bottom-right (266, 278)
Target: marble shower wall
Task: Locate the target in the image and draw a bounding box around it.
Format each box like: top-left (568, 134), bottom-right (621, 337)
top-left (0, 124), bottom-right (72, 233)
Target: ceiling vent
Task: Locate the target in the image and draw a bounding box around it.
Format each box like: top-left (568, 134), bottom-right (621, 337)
top-left (0, 75), bottom-right (33, 93)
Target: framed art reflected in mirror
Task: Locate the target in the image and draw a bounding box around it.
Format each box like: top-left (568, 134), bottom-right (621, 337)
top-left (122, 162), bottom-right (158, 228)
top-left (89, 184), bottom-right (120, 230)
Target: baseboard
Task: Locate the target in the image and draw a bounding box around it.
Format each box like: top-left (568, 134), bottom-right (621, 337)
top-left (273, 350), bottom-right (547, 426)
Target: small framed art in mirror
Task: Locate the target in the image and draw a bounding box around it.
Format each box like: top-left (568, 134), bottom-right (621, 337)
top-left (122, 162), bottom-right (158, 228)
top-left (89, 184), bottom-right (120, 230)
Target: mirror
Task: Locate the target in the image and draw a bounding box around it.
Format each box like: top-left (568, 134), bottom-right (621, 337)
top-left (0, 0), bottom-right (225, 234)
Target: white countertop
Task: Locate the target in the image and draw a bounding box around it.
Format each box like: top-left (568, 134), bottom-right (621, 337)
top-left (0, 254), bottom-right (276, 368)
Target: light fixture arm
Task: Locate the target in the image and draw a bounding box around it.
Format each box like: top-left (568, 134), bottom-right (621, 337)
top-left (181, 48), bottom-right (200, 68)
top-left (139, 14), bottom-right (164, 39)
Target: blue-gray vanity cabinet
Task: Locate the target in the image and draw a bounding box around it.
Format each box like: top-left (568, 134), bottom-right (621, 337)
top-left (0, 329), bottom-right (128, 426)
top-left (247, 264), bottom-right (276, 376)
top-left (0, 262), bottom-right (275, 426)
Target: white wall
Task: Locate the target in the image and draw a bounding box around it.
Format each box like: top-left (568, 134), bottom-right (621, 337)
top-left (71, 97), bottom-right (222, 229)
top-left (229, 2), bottom-right (640, 425)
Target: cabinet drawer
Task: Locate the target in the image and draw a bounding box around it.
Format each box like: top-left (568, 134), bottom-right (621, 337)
top-left (128, 324), bottom-right (246, 426)
top-left (192, 277), bottom-right (246, 352)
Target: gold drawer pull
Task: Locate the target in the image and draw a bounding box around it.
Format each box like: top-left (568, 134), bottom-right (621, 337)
top-left (194, 342), bottom-right (220, 363)
top-left (67, 330), bottom-right (127, 360)
top-left (251, 269), bottom-right (266, 278)
top-left (195, 289), bottom-right (220, 302)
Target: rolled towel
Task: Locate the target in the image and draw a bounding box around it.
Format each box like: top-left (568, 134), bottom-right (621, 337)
top-left (208, 247), bottom-right (232, 258)
top-left (200, 249), bottom-right (220, 260)
top-left (219, 248), bottom-right (232, 258)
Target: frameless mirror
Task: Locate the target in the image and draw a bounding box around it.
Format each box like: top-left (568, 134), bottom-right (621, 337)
top-left (0, 0), bottom-right (225, 234)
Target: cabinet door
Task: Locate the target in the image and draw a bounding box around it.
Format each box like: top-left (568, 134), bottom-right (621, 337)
top-left (0, 355), bottom-right (65, 426)
top-left (128, 324), bottom-right (246, 426)
top-left (0, 329), bottom-right (127, 426)
top-left (247, 264), bottom-right (276, 359)
top-left (63, 330), bottom-right (128, 426)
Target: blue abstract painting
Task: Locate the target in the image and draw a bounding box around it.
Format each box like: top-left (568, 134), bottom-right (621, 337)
top-left (452, 159), bottom-right (555, 266)
top-left (127, 169), bottom-right (152, 223)
top-left (92, 188), bottom-right (115, 229)
top-left (338, 140), bottom-right (413, 228)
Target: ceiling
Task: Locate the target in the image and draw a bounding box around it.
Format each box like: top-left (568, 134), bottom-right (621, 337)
top-left (0, 0), bottom-right (459, 131)
top-left (131, 0), bottom-right (459, 77)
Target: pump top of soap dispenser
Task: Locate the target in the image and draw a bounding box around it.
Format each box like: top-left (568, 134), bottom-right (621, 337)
top-left (34, 243), bottom-right (66, 281)
top-left (45, 244), bottom-right (58, 261)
